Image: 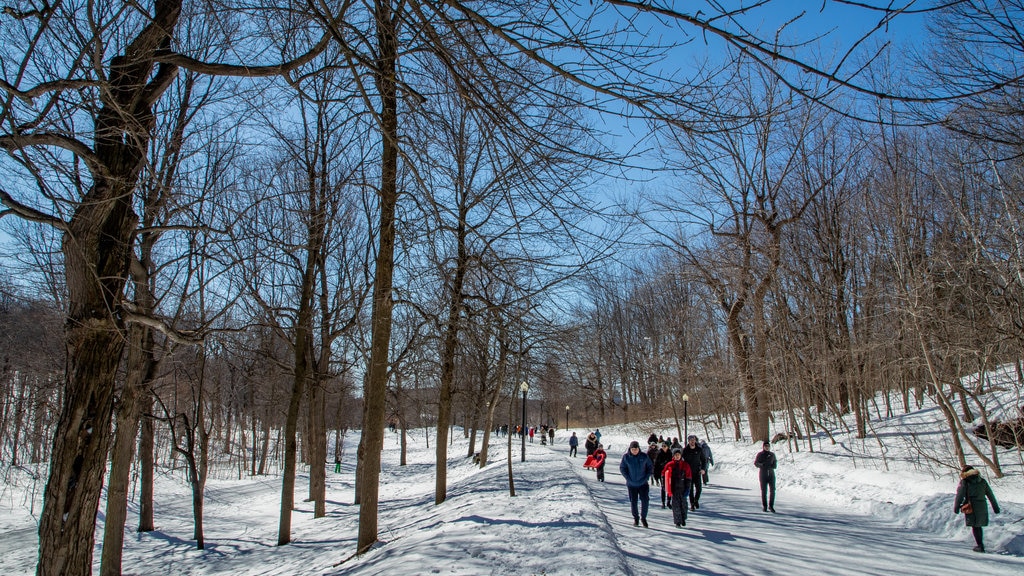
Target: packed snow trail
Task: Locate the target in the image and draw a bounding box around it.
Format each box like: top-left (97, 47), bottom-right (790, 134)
top-left (571, 448), bottom-right (1024, 576)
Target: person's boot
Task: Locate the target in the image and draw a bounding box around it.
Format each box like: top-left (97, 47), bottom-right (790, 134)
top-left (972, 546), bottom-right (985, 553)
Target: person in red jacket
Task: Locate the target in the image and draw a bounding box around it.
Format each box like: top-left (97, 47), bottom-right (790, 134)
top-left (662, 447), bottom-right (692, 528)
top-left (592, 444), bottom-right (607, 482)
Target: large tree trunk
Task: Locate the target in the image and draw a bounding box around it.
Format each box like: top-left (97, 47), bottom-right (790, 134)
top-left (35, 3), bottom-right (181, 574)
top-left (357, 0), bottom-right (399, 554)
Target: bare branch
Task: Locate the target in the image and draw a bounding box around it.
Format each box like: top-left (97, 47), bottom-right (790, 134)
top-left (0, 187), bottom-right (67, 229)
top-left (155, 31), bottom-right (335, 79)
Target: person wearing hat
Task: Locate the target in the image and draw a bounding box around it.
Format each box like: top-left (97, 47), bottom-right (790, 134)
top-left (653, 442), bottom-right (673, 507)
top-left (646, 442), bottom-right (660, 485)
top-left (662, 447), bottom-right (692, 527)
top-left (954, 465), bottom-right (1000, 552)
top-left (619, 440), bottom-right (654, 527)
top-left (682, 435), bottom-right (707, 510)
top-left (754, 440), bottom-right (777, 512)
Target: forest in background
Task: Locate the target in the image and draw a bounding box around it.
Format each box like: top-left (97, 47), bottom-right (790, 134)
top-left (1, 1), bottom-right (1023, 574)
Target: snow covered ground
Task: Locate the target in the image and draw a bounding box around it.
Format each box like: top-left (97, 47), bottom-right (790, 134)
top-left (2, 390), bottom-right (1023, 575)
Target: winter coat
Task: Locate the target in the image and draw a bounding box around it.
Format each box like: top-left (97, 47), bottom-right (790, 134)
top-left (754, 449), bottom-right (777, 480)
top-left (619, 450), bottom-right (654, 487)
top-left (653, 447), bottom-right (673, 478)
top-left (569, 434), bottom-right (579, 448)
top-left (592, 449), bottom-right (607, 469)
top-left (662, 458), bottom-right (692, 499)
top-left (646, 445), bottom-right (659, 464)
top-left (681, 444), bottom-right (706, 479)
top-left (584, 435), bottom-right (597, 455)
top-left (699, 441), bottom-right (714, 468)
top-left (954, 468), bottom-right (1000, 527)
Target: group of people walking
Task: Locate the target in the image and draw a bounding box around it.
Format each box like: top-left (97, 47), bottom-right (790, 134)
top-left (573, 429), bottom-right (1002, 554)
top-left (579, 432), bottom-right (720, 529)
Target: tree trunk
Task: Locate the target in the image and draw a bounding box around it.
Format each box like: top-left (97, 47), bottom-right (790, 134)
top-left (100, 323), bottom-right (156, 576)
top-left (357, 0), bottom-right (399, 554)
top-left (35, 2), bottom-right (181, 573)
top-left (138, 390), bottom-right (155, 532)
top-left (307, 377), bottom-right (327, 518)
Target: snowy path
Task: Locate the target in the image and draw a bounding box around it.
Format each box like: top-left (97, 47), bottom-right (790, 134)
top-left (570, 450), bottom-right (1024, 576)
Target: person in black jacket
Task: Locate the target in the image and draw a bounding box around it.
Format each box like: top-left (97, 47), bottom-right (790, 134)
top-left (954, 465), bottom-right (1000, 552)
top-left (754, 440), bottom-right (777, 512)
top-left (584, 432), bottom-right (598, 457)
top-left (653, 442), bottom-right (673, 507)
top-left (699, 439), bottom-right (714, 485)
top-left (646, 442), bottom-right (660, 486)
top-left (681, 435), bottom-right (706, 510)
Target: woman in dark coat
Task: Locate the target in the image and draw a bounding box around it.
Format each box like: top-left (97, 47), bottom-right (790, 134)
top-left (954, 465), bottom-right (1000, 552)
top-left (584, 433), bottom-right (598, 457)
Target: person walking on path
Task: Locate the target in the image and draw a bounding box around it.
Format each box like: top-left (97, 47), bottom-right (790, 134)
top-left (594, 428), bottom-right (602, 446)
top-left (548, 427), bottom-right (555, 445)
top-left (682, 435), bottom-right (706, 510)
top-left (754, 440), bottom-right (777, 512)
top-left (619, 440), bottom-right (654, 527)
top-left (568, 432), bottom-right (579, 457)
top-left (646, 442), bottom-right (660, 485)
top-left (699, 439), bottom-right (714, 485)
top-left (662, 447), bottom-right (692, 528)
top-left (653, 442), bottom-right (673, 507)
top-left (584, 432), bottom-right (598, 457)
top-left (954, 465), bottom-right (1000, 552)
top-left (593, 444), bottom-right (608, 482)
top-left (529, 427), bottom-right (535, 443)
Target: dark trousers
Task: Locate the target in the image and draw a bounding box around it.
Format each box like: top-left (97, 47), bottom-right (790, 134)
top-left (972, 526), bottom-right (984, 548)
top-left (596, 464), bottom-right (605, 481)
top-left (671, 488), bottom-right (689, 525)
top-left (569, 446), bottom-right (577, 457)
top-left (690, 475), bottom-right (703, 504)
top-left (628, 483), bottom-right (650, 521)
top-left (760, 473), bottom-right (776, 510)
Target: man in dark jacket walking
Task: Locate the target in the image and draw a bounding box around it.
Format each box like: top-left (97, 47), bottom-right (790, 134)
top-left (568, 432), bottom-right (579, 457)
top-left (619, 440), bottom-right (654, 527)
top-left (681, 435), bottom-right (706, 510)
top-left (754, 441), bottom-right (777, 512)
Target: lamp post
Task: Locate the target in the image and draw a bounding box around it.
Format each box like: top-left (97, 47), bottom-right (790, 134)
top-left (520, 381), bottom-right (529, 462)
top-left (682, 393), bottom-right (689, 440)
top-left (565, 405), bottom-right (570, 430)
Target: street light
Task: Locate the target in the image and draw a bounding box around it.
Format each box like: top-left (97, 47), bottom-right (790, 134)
top-left (682, 393), bottom-right (689, 440)
top-left (520, 381), bottom-right (529, 462)
top-left (565, 405), bottom-right (570, 430)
